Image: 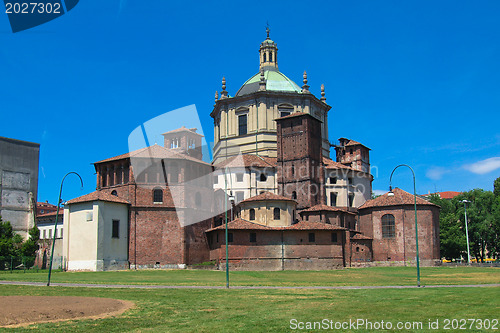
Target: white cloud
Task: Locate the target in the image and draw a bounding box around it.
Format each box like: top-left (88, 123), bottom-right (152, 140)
top-left (426, 167), bottom-right (449, 180)
top-left (464, 157), bottom-right (500, 175)
top-left (372, 189), bottom-right (387, 196)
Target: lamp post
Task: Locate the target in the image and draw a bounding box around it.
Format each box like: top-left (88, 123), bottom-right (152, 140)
top-left (388, 164), bottom-right (420, 287)
top-left (223, 167), bottom-right (234, 289)
top-left (47, 172), bottom-right (83, 286)
top-left (462, 199), bottom-right (471, 264)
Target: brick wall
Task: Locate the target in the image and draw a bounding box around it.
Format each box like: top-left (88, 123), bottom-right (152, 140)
top-left (359, 205), bottom-right (440, 262)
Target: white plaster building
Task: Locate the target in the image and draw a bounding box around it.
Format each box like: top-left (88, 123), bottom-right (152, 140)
top-left (63, 191), bottom-right (129, 271)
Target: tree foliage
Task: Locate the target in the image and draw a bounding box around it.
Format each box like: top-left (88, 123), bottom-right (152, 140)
top-left (430, 182), bottom-right (500, 261)
top-left (494, 177), bottom-right (500, 198)
top-left (0, 216), bottom-right (39, 258)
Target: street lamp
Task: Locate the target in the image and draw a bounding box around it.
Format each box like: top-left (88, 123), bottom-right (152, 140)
top-left (223, 167), bottom-right (234, 289)
top-left (388, 164), bottom-right (420, 287)
top-left (47, 172), bottom-right (83, 286)
top-left (462, 199), bottom-right (471, 264)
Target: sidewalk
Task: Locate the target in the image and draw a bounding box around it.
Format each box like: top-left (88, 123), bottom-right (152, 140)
top-left (1, 280), bottom-right (499, 290)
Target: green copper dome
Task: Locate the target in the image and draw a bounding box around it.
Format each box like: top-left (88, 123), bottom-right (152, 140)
top-left (235, 67), bottom-right (302, 97)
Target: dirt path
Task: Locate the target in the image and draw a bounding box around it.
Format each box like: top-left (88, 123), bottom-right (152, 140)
top-left (0, 296), bottom-right (134, 328)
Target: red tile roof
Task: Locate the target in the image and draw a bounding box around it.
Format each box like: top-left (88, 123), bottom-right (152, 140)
top-left (275, 111), bottom-right (310, 120)
top-left (206, 218), bottom-right (272, 232)
top-left (37, 202), bottom-right (57, 208)
top-left (338, 138), bottom-right (371, 150)
top-left (421, 191), bottom-right (461, 200)
top-left (322, 157), bottom-right (358, 171)
top-left (214, 154), bottom-right (276, 168)
top-left (36, 211), bottom-right (61, 217)
top-left (67, 191), bottom-right (130, 205)
top-left (351, 233), bottom-right (372, 240)
top-left (239, 191), bottom-right (297, 204)
top-left (286, 221), bottom-right (346, 230)
top-left (94, 144), bottom-right (210, 165)
top-left (359, 188), bottom-right (439, 209)
top-left (299, 204), bottom-right (356, 215)
top-left (439, 191), bottom-right (461, 199)
top-left (206, 219), bottom-right (346, 232)
top-left (162, 126), bottom-right (204, 136)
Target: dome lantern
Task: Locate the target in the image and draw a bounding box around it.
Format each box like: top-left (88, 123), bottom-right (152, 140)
top-left (259, 26), bottom-right (278, 70)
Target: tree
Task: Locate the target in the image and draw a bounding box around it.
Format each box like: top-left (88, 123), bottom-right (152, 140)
top-left (429, 194), bottom-right (465, 260)
top-left (19, 226), bottom-right (40, 258)
top-left (430, 185), bottom-right (500, 261)
top-left (0, 217), bottom-right (14, 257)
top-left (494, 177), bottom-right (500, 198)
top-left (0, 215), bottom-right (40, 258)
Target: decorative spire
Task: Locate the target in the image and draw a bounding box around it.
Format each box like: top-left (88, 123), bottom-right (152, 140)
top-left (259, 68), bottom-right (266, 91)
top-left (320, 84), bottom-right (326, 102)
top-left (221, 77), bottom-right (228, 99)
top-left (259, 25), bottom-right (278, 70)
top-left (215, 90), bottom-right (219, 104)
top-left (302, 71), bottom-right (310, 93)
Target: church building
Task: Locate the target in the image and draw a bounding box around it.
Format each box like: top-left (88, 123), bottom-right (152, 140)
top-left (62, 30), bottom-right (440, 271)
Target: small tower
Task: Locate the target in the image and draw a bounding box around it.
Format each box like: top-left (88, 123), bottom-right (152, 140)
top-left (162, 126), bottom-right (204, 160)
top-left (335, 138), bottom-right (371, 173)
top-left (259, 27), bottom-right (278, 69)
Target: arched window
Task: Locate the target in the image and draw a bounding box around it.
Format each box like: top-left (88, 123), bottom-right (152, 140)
top-left (292, 191), bottom-right (297, 200)
top-left (249, 208), bottom-right (255, 221)
top-left (269, 51), bottom-right (273, 62)
top-left (195, 192), bottom-right (201, 207)
top-left (111, 190), bottom-right (118, 196)
top-left (263, 53), bottom-right (267, 62)
top-left (273, 207), bottom-right (280, 220)
top-left (382, 214), bottom-right (396, 238)
top-left (260, 173), bottom-right (267, 182)
top-left (153, 189), bottom-right (163, 203)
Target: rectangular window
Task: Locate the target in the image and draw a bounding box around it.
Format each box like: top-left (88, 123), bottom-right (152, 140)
top-left (348, 177), bottom-right (353, 185)
top-left (250, 233), bottom-right (256, 243)
top-left (112, 220), bottom-right (120, 238)
top-left (330, 177), bottom-right (337, 184)
top-left (330, 193), bottom-right (337, 206)
top-left (49, 229), bottom-right (52, 239)
top-left (348, 194), bottom-right (354, 207)
top-left (280, 111), bottom-right (291, 118)
top-left (238, 114), bottom-right (247, 136)
top-left (59, 228), bottom-right (63, 239)
top-left (308, 232), bottom-right (315, 242)
top-left (228, 232), bottom-right (233, 243)
top-left (42, 229), bottom-right (46, 239)
top-left (236, 173), bottom-right (244, 182)
top-left (213, 175), bottom-right (218, 184)
top-left (331, 232), bottom-right (338, 243)
top-left (236, 191), bottom-right (245, 203)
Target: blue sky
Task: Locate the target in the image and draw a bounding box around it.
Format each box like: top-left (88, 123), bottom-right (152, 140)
top-left (1, 1), bottom-right (499, 203)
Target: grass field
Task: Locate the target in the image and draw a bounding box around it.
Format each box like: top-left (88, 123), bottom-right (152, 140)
top-left (0, 266), bottom-right (499, 287)
top-left (0, 285), bottom-right (499, 332)
top-left (0, 267), bottom-right (498, 332)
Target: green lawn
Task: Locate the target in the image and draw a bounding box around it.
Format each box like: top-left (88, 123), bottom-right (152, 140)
top-left (0, 266), bottom-right (498, 287)
top-left (0, 284), bottom-right (498, 332)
